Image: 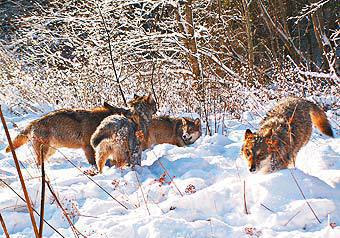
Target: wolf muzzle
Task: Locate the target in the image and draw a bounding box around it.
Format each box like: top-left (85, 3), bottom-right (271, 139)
top-left (182, 133), bottom-right (192, 142)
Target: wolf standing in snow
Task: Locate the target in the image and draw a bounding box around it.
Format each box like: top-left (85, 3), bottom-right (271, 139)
top-left (141, 116), bottom-right (201, 150)
top-left (241, 97), bottom-right (334, 173)
top-left (5, 104), bottom-right (129, 165)
top-left (91, 94), bottom-right (157, 173)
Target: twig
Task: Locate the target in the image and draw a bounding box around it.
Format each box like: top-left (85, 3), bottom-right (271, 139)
top-left (0, 106), bottom-right (40, 238)
top-left (243, 180), bottom-right (249, 214)
top-left (19, 160), bottom-right (34, 179)
top-left (95, 0), bottom-right (127, 107)
top-left (146, 193), bottom-right (165, 214)
top-left (0, 179), bottom-right (66, 238)
top-left (209, 218), bottom-right (214, 238)
top-left (260, 203), bottom-right (275, 213)
top-left (151, 151), bottom-right (183, 197)
top-left (25, 137), bottom-right (128, 210)
top-left (134, 171), bottom-right (150, 216)
top-left (39, 146), bottom-right (46, 238)
top-left (150, 62), bottom-right (159, 109)
top-left (289, 169), bottom-right (321, 223)
top-left (52, 147), bottom-right (128, 210)
top-left (284, 210), bottom-right (302, 226)
top-left (287, 103), bottom-right (299, 167)
top-left (235, 154), bottom-right (250, 215)
top-left (0, 213), bottom-right (10, 238)
top-left (46, 181), bottom-right (87, 238)
top-left (159, 159), bottom-right (183, 197)
top-left (288, 0), bottom-right (331, 24)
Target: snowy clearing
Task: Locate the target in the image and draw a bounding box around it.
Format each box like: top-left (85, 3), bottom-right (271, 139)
top-left (0, 105), bottom-right (339, 238)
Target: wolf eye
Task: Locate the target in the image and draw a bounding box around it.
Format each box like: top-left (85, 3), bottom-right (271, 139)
top-left (245, 150), bottom-right (251, 157)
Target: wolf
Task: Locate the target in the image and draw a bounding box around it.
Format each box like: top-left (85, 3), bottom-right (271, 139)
top-left (141, 116), bottom-right (201, 150)
top-left (5, 103), bottom-right (130, 165)
top-left (241, 97), bottom-right (334, 173)
top-left (91, 94), bottom-right (157, 173)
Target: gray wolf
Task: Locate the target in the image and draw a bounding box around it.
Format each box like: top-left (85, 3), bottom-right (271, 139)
top-left (91, 94), bottom-right (157, 173)
top-left (5, 104), bottom-right (128, 165)
top-left (241, 97), bottom-right (333, 173)
top-left (141, 116), bottom-right (201, 150)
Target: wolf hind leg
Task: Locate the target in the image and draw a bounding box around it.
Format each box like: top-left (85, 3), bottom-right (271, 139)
top-left (45, 147), bottom-right (56, 162)
top-left (32, 141), bottom-right (54, 166)
top-left (83, 144), bottom-right (96, 165)
top-left (95, 145), bottom-right (111, 173)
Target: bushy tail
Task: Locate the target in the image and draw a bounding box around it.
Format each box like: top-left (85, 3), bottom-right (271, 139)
top-left (309, 103), bottom-right (334, 137)
top-left (91, 132), bottom-right (110, 148)
top-left (5, 126), bottom-right (31, 152)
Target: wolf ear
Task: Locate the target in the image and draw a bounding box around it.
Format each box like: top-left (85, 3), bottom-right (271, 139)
top-left (103, 102), bottom-right (117, 112)
top-left (133, 94), bottom-right (139, 99)
top-left (103, 102), bottom-right (113, 108)
top-left (147, 94), bottom-right (154, 104)
top-left (194, 118), bottom-right (201, 126)
top-left (181, 118), bottom-right (187, 125)
top-left (244, 129), bottom-right (253, 139)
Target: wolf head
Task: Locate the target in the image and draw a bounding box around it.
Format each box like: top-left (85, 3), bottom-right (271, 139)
top-left (181, 118), bottom-right (201, 145)
top-left (128, 94), bottom-right (157, 127)
top-left (241, 129), bottom-right (277, 173)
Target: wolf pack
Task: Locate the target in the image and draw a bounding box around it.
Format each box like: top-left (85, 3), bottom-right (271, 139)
top-left (5, 95), bottom-right (334, 175)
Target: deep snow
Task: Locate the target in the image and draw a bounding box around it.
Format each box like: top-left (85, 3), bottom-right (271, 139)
top-left (0, 104), bottom-right (339, 238)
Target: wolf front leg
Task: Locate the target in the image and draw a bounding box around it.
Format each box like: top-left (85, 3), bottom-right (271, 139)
top-left (129, 141), bottom-right (142, 167)
top-left (130, 151), bottom-right (141, 166)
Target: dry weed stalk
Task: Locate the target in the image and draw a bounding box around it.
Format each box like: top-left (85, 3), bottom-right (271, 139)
top-left (111, 179), bottom-right (135, 208)
top-left (0, 106), bottom-right (40, 238)
top-left (243, 180), bottom-right (249, 214)
top-left (260, 203), bottom-right (275, 213)
top-left (0, 179), bottom-right (66, 238)
top-left (286, 108), bottom-right (321, 224)
top-left (46, 145), bottom-right (128, 210)
top-left (95, 0), bottom-right (127, 107)
top-left (46, 181), bottom-right (87, 238)
top-left (284, 210), bottom-right (302, 226)
top-left (134, 171), bottom-right (151, 216)
top-left (151, 151), bottom-right (183, 197)
top-left (0, 213), bottom-right (10, 238)
top-left (39, 146), bottom-right (46, 238)
top-left (289, 170), bottom-right (321, 224)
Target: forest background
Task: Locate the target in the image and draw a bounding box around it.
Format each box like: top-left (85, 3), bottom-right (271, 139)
top-left (0, 0), bottom-right (339, 134)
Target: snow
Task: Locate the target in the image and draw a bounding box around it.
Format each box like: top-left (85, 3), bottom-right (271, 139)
top-left (0, 105), bottom-right (339, 238)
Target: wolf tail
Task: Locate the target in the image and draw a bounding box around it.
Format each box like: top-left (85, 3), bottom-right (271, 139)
top-left (91, 132), bottom-right (110, 148)
top-left (5, 125), bottom-right (32, 153)
top-left (309, 103), bottom-right (334, 137)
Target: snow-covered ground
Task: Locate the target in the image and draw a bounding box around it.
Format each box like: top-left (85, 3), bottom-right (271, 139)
top-left (0, 104), bottom-right (339, 238)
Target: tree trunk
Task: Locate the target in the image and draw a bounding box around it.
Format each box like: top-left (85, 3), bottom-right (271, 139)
top-left (258, 0), bottom-right (307, 65)
top-left (311, 6), bottom-right (335, 73)
top-left (176, 0), bottom-right (210, 134)
top-left (176, 0), bottom-right (202, 83)
top-left (276, 0), bottom-right (291, 38)
top-left (242, 0), bottom-right (254, 73)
